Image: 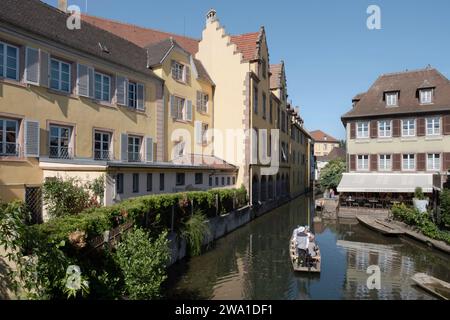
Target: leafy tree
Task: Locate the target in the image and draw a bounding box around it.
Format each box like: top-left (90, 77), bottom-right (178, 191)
top-left (339, 140), bottom-right (347, 149)
top-left (440, 189), bottom-right (450, 226)
top-left (319, 159), bottom-right (346, 191)
top-left (114, 227), bottom-right (170, 300)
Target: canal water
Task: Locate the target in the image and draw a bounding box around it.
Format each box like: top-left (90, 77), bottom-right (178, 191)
top-left (166, 195), bottom-right (450, 300)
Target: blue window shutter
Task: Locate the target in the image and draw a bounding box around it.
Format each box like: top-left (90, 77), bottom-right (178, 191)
top-left (77, 64), bottom-right (89, 97)
top-left (88, 67), bottom-right (95, 98)
top-left (39, 50), bottom-right (49, 88)
top-left (121, 133), bottom-right (128, 161)
top-left (24, 120), bottom-right (40, 157)
top-left (186, 100), bottom-right (192, 121)
top-left (116, 76), bottom-right (127, 106)
top-left (170, 95), bottom-right (177, 118)
top-left (25, 47), bottom-right (39, 85)
top-left (137, 83), bottom-right (145, 111)
top-left (146, 137), bottom-right (153, 162)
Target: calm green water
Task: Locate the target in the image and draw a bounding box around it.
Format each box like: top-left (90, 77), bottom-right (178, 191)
top-left (166, 195), bottom-right (450, 300)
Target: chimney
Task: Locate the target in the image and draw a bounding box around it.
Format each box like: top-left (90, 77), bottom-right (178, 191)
top-left (58, 0), bottom-right (68, 12)
top-left (206, 9), bottom-right (217, 24)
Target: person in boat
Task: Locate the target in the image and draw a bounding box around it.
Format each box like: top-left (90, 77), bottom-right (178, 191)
top-left (295, 227), bottom-right (309, 260)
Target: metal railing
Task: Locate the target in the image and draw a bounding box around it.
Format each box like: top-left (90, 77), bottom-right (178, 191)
top-left (128, 152), bottom-right (142, 162)
top-left (49, 146), bottom-right (73, 159)
top-left (94, 150), bottom-right (113, 161)
top-left (0, 143), bottom-right (21, 157)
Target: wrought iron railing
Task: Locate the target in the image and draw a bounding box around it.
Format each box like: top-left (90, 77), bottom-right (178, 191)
top-left (94, 150), bottom-right (113, 161)
top-left (128, 152), bottom-right (142, 162)
top-left (49, 146), bottom-right (73, 159)
top-left (0, 143), bottom-right (21, 157)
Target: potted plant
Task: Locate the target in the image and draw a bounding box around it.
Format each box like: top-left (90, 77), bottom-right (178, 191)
top-left (413, 187), bottom-right (429, 213)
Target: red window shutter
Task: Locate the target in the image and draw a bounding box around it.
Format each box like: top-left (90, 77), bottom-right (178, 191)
top-left (350, 122), bottom-right (356, 139)
top-left (350, 154), bottom-right (356, 171)
top-left (393, 154), bottom-right (401, 171)
top-left (417, 153), bottom-right (426, 171)
top-left (444, 115), bottom-right (450, 135)
top-left (444, 152), bottom-right (450, 171)
top-left (370, 154), bottom-right (378, 171)
top-left (370, 120), bottom-right (378, 138)
top-left (417, 118), bottom-right (425, 136)
top-left (392, 119), bottom-right (400, 137)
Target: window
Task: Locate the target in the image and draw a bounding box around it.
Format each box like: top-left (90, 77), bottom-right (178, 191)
top-left (202, 123), bottom-right (209, 144)
top-left (50, 58), bottom-right (71, 93)
top-left (195, 173), bottom-right (203, 185)
top-left (324, 144), bottom-right (327, 151)
top-left (215, 177), bottom-right (219, 186)
top-left (262, 93), bottom-right (267, 119)
top-left (402, 154), bottom-right (415, 171)
top-left (221, 177), bottom-right (225, 185)
top-left (402, 119), bottom-right (416, 137)
top-left (173, 96), bottom-right (186, 120)
top-left (159, 173), bottom-right (165, 191)
top-left (357, 155), bottom-right (369, 171)
top-left (232, 177), bottom-right (236, 185)
top-left (209, 176), bottom-right (212, 186)
top-left (356, 122), bottom-right (369, 139)
top-left (49, 125), bottom-right (72, 159)
top-left (198, 92), bottom-right (209, 113)
top-left (172, 61), bottom-right (185, 82)
top-left (379, 154), bottom-right (392, 171)
top-left (253, 87), bottom-right (258, 114)
top-left (174, 141), bottom-right (185, 158)
top-left (385, 92), bottom-right (398, 107)
top-left (94, 72), bottom-right (111, 102)
top-left (227, 177), bottom-right (231, 185)
top-left (427, 154), bottom-right (440, 171)
top-left (147, 173), bottom-right (153, 192)
top-left (132, 173), bottom-right (139, 193)
top-left (176, 173), bottom-right (185, 186)
top-left (116, 173), bottom-right (124, 194)
top-left (128, 136), bottom-right (142, 162)
top-left (94, 131), bottom-right (111, 160)
top-left (269, 100), bottom-right (273, 123)
top-left (128, 82), bottom-right (137, 108)
top-left (0, 118), bottom-right (18, 156)
top-left (378, 120), bottom-right (392, 138)
top-left (426, 117), bottom-right (440, 136)
top-left (420, 89), bottom-right (433, 104)
top-left (0, 42), bottom-right (18, 80)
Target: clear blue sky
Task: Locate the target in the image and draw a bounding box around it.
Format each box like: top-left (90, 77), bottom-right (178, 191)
top-left (44, 0), bottom-right (450, 139)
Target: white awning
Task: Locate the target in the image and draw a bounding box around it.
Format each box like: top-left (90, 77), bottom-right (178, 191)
top-left (337, 173), bottom-right (439, 193)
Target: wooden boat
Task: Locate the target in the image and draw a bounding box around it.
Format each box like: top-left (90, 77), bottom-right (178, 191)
top-left (411, 273), bottom-right (450, 300)
top-left (290, 228), bottom-right (321, 273)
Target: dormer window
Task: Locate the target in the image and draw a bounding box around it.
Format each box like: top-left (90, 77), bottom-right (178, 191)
top-left (385, 92), bottom-right (398, 107)
top-left (420, 88), bottom-right (433, 104)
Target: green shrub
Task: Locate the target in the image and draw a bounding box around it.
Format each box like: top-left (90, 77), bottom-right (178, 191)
top-left (414, 187), bottom-right (426, 200)
top-left (440, 189), bottom-right (450, 226)
top-left (114, 228), bottom-right (169, 300)
top-left (181, 210), bottom-right (211, 256)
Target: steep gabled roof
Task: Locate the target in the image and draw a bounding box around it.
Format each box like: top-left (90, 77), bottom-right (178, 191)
top-left (229, 31), bottom-right (261, 62)
top-left (82, 14), bottom-right (199, 55)
top-left (310, 130), bottom-right (339, 143)
top-left (0, 0), bottom-right (158, 78)
top-left (270, 63), bottom-right (283, 89)
top-left (342, 67), bottom-right (450, 121)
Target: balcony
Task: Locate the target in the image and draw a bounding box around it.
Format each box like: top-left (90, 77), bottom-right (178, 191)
top-left (49, 146), bottom-right (73, 159)
top-left (94, 150), bottom-right (113, 161)
top-left (128, 152), bottom-right (142, 162)
top-left (0, 143), bottom-right (21, 157)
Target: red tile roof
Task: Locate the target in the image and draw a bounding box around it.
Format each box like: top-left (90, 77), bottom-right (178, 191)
top-left (81, 14), bottom-right (199, 54)
top-left (310, 130), bottom-right (339, 143)
top-left (230, 32), bottom-right (260, 62)
top-left (270, 64), bottom-right (283, 89)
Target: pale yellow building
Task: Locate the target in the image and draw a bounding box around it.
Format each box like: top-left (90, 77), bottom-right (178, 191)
top-left (310, 130), bottom-right (340, 157)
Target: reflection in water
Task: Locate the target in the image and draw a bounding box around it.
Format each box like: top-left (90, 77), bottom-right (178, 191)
top-left (166, 195), bottom-right (450, 300)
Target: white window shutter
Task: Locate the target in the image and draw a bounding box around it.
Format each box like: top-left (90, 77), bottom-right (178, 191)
top-left (186, 100), bottom-right (193, 121)
top-left (145, 137), bottom-right (153, 162)
top-left (170, 95), bottom-right (177, 118)
top-left (185, 65), bottom-right (191, 84)
top-left (116, 76), bottom-right (127, 106)
top-left (88, 67), bottom-right (95, 98)
top-left (195, 121), bottom-right (202, 145)
top-left (25, 47), bottom-right (39, 85)
top-left (137, 83), bottom-right (145, 111)
top-left (39, 50), bottom-right (49, 88)
top-left (77, 64), bottom-right (89, 97)
top-left (196, 91), bottom-right (202, 112)
top-left (24, 120), bottom-right (40, 157)
top-left (121, 133), bottom-right (128, 161)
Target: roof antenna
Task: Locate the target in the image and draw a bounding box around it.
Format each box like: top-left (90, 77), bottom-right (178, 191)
top-left (426, 64), bottom-right (432, 69)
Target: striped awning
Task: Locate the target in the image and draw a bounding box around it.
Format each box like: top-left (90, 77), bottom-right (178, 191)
top-left (337, 173), bottom-right (440, 193)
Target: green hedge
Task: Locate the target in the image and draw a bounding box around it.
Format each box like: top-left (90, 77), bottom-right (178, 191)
top-left (32, 186), bottom-right (248, 245)
top-left (392, 203), bottom-right (450, 245)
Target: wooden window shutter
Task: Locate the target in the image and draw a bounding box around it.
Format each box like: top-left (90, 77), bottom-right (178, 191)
top-left (393, 154), bottom-right (401, 171)
top-left (350, 154), bottom-right (356, 171)
top-left (77, 64), bottom-right (89, 97)
top-left (121, 133), bottom-right (128, 161)
top-left (350, 122), bottom-right (356, 139)
top-left (116, 76), bottom-right (127, 106)
top-left (88, 67), bottom-right (94, 98)
top-left (186, 100), bottom-right (193, 121)
top-left (444, 152), bottom-right (450, 171)
top-left (417, 153), bottom-right (426, 171)
top-left (137, 83), bottom-right (145, 111)
top-left (25, 47), bottom-right (39, 85)
top-left (171, 60), bottom-right (176, 79)
top-left (145, 137), bottom-right (153, 162)
top-left (196, 91), bottom-right (202, 112)
top-left (370, 120), bottom-right (378, 138)
top-left (185, 65), bottom-right (191, 84)
top-left (392, 119), bottom-right (401, 137)
top-left (170, 95), bottom-right (177, 118)
top-left (24, 120), bottom-right (40, 157)
top-left (39, 50), bottom-right (49, 87)
top-left (444, 115), bottom-right (450, 135)
top-left (417, 117), bottom-right (425, 136)
top-left (370, 154), bottom-right (378, 171)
